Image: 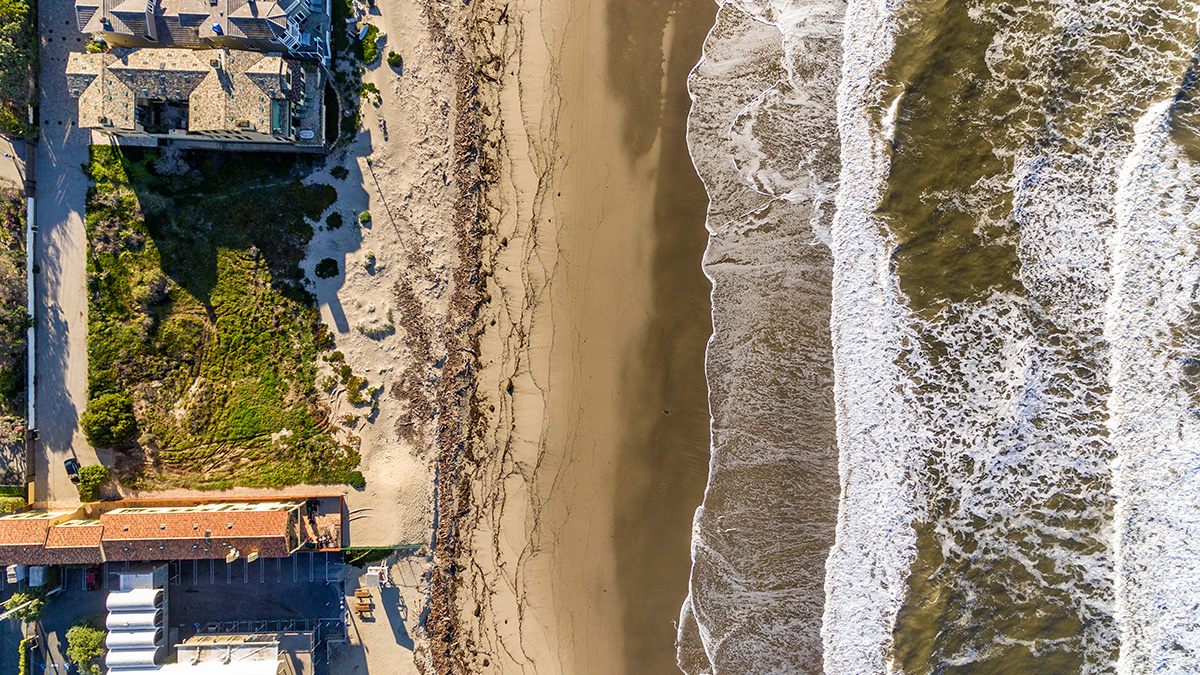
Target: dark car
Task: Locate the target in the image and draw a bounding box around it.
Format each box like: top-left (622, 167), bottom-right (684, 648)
top-left (64, 458), bottom-right (81, 484)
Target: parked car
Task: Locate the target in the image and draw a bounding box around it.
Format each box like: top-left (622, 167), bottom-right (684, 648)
top-left (85, 565), bottom-right (101, 591)
top-left (64, 458), bottom-right (80, 484)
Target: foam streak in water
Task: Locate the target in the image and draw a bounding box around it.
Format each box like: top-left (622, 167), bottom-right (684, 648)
top-left (1110, 100), bottom-right (1200, 675)
top-left (821, 0), bottom-right (924, 672)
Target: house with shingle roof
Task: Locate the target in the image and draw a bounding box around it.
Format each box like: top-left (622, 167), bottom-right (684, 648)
top-left (76, 0), bottom-right (330, 64)
top-left (66, 47), bottom-right (325, 150)
top-left (0, 497), bottom-right (344, 565)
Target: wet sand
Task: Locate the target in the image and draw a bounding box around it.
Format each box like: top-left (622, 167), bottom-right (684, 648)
top-left (460, 0), bottom-right (714, 672)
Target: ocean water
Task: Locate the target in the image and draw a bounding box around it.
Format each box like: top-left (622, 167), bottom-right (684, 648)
top-left (681, 0), bottom-right (1200, 672)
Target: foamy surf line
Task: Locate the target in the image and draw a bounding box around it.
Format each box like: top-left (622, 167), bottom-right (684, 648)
top-left (1110, 100), bottom-right (1200, 675)
top-left (822, 0), bottom-right (922, 672)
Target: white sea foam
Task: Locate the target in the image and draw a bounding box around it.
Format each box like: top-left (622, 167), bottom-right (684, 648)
top-left (1109, 99), bottom-right (1200, 675)
top-left (821, 0), bottom-right (925, 672)
top-left (679, 0), bottom-right (844, 673)
top-left (687, 0), bottom-right (1200, 669)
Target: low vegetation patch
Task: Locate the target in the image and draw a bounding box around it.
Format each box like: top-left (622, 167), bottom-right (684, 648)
top-left (0, 186), bottom-right (25, 414)
top-left (361, 24), bottom-right (382, 65)
top-left (84, 146), bottom-right (361, 489)
top-left (356, 306), bottom-right (393, 339)
top-left (330, 0), bottom-right (363, 143)
top-left (342, 546), bottom-right (392, 567)
top-left (0, 0), bottom-right (36, 137)
top-left (0, 495), bottom-right (23, 513)
top-left (387, 51), bottom-right (402, 71)
top-left (359, 81), bottom-right (381, 106)
top-left (17, 636), bottom-right (31, 675)
top-left (5, 590), bottom-right (44, 622)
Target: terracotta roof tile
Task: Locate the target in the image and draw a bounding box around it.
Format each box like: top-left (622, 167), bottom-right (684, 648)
top-left (45, 521), bottom-right (105, 549)
top-left (0, 512), bottom-right (73, 546)
top-left (100, 507), bottom-right (291, 541)
top-left (104, 535), bottom-right (291, 561)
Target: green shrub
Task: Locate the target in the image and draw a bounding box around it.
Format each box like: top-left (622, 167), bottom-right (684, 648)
top-left (5, 591), bottom-right (45, 622)
top-left (80, 392), bottom-right (136, 447)
top-left (358, 211), bottom-right (371, 225)
top-left (0, 495), bottom-right (23, 514)
top-left (325, 212), bottom-right (343, 230)
top-left (330, 166), bottom-right (349, 181)
top-left (387, 51), bottom-right (402, 70)
top-left (346, 471), bottom-right (365, 489)
top-left (0, 0), bottom-right (36, 138)
top-left (345, 375), bottom-right (367, 404)
top-left (77, 465), bottom-right (109, 502)
top-left (66, 623), bottom-right (106, 675)
top-left (314, 258), bottom-right (338, 279)
top-left (18, 636), bottom-right (31, 675)
top-left (361, 24), bottom-right (381, 64)
top-left (83, 147), bottom-right (359, 490)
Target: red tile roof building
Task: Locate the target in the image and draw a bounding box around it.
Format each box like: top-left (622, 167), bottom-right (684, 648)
top-left (0, 499), bottom-right (337, 566)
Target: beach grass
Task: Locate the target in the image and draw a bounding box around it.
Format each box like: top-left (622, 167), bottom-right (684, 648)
top-left (84, 145), bottom-right (361, 490)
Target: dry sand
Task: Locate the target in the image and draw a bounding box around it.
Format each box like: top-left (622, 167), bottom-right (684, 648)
top-left (457, 0), bottom-right (714, 673)
top-left (298, 0), bottom-right (466, 550)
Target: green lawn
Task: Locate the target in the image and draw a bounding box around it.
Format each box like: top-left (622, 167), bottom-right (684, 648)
top-left (84, 146), bottom-right (362, 490)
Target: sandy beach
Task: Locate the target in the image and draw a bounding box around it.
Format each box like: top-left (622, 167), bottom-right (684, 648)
top-left (458, 0), bottom-right (714, 673)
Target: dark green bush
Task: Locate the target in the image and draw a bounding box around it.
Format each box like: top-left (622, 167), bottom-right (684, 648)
top-left (314, 258), bottom-right (338, 279)
top-left (330, 166), bottom-right (349, 181)
top-left (346, 471), bottom-right (365, 489)
top-left (387, 51), bottom-right (402, 70)
top-left (325, 212), bottom-right (343, 230)
top-left (77, 465), bottom-right (109, 502)
top-left (80, 393), bottom-right (136, 447)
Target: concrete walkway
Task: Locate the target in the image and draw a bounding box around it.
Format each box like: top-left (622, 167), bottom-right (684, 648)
top-left (0, 137), bottom-right (26, 188)
top-left (33, 5), bottom-right (95, 501)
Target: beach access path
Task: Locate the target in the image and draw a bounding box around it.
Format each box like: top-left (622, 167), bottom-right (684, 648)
top-left (32, 4), bottom-right (97, 502)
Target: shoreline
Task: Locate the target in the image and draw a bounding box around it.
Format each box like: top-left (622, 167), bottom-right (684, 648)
top-left (452, 0), bottom-right (714, 673)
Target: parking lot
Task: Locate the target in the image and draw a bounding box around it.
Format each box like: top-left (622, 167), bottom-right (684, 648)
top-left (166, 551), bottom-right (342, 629)
top-left (167, 552), bottom-right (344, 675)
top-left (3, 553), bottom-right (345, 675)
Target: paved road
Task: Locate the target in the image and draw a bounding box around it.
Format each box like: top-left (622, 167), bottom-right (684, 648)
top-left (33, 2), bottom-right (95, 502)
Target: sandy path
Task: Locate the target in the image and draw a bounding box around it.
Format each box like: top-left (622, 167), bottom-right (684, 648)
top-left (459, 0), bottom-right (714, 673)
